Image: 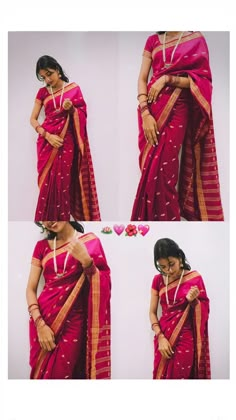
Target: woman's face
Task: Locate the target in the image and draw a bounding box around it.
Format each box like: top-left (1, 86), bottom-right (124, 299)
top-left (39, 67), bottom-right (60, 88)
top-left (42, 221), bottom-right (68, 233)
top-left (157, 257), bottom-right (182, 278)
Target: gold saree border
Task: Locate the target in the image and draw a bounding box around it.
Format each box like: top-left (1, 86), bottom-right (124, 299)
top-left (43, 83), bottom-right (77, 107)
top-left (38, 115), bottom-right (70, 189)
top-left (152, 32), bottom-right (202, 60)
top-left (159, 270), bottom-right (200, 297)
top-left (189, 78), bottom-right (211, 117)
top-left (41, 233), bottom-right (96, 268)
top-left (90, 269), bottom-right (100, 379)
top-left (194, 142), bottom-right (208, 221)
top-left (156, 305), bottom-right (191, 379)
top-left (32, 233), bottom-right (97, 379)
top-left (140, 143), bottom-right (152, 172)
top-left (38, 148), bottom-right (58, 189)
top-left (157, 87), bottom-right (182, 129)
top-left (194, 301), bottom-right (202, 368)
top-left (73, 111), bottom-right (90, 220)
top-left (140, 87), bottom-right (182, 171)
top-left (31, 257), bottom-right (42, 268)
top-left (33, 272), bottom-right (86, 379)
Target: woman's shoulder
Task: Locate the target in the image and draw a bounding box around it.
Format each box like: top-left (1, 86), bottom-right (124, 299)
top-left (189, 31), bottom-right (207, 44)
top-left (34, 238), bottom-right (49, 250)
top-left (144, 33), bottom-right (160, 49)
top-left (32, 238), bottom-right (50, 260)
top-left (67, 82), bottom-right (79, 89)
top-left (184, 269), bottom-right (203, 282)
top-left (147, 33), bottom-right (159, 42)
top-left (151, 273), bottom-right (163, 289)
top-left (36, 86), bottom-right (48, 94)
top-left (35, 86), bottom-right (49, 100)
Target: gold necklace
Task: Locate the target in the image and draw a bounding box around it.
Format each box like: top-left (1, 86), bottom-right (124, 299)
top-left (53, 229), bottom-right (76, 278)
top-left (162, 31), bottom-right (184, 69)
top-left (165, 269), bottom-right (184, 306)
top-left (50, 82), bottom-right (65, 112)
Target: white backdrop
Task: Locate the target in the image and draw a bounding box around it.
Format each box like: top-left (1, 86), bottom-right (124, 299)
top-left (8, 31), bottom-right (229, 221)
top-left (8, 221), bottom-right (229, 379)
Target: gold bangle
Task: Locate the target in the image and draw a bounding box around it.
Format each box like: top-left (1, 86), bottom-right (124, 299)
top-left (137, 93), bottom-right (148, 100)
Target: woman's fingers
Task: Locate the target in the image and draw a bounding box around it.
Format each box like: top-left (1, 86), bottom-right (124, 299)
top-left (40, 338), bottom-right (55, 352)
top-left (186, 286), bottom-right (199, 302)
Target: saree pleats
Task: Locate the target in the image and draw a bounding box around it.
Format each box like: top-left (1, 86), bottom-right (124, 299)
top-left (29, 233), bottom-right (111, 379)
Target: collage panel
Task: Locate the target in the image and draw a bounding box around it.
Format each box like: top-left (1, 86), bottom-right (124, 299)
top-left (8, 31), bottom-right (229, 221)
top-left (8, 221), bottom-right (229, 379)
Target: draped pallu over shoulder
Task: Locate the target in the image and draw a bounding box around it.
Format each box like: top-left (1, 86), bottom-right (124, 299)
top-left (30, 233), bottom-right (111, 379)
top-left (151, 270), bottom-right (211, 379)
top-left (131, 32), bottom-right (224, 221)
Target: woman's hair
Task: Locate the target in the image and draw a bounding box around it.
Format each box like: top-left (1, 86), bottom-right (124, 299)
top-left (154, 238), bottom-right (191, 272)
top-left (36, 55), bottom-right (69, 83)
top-left (157, 31), bottom-right (166, 34)
top-left (35, 221), bottom-right (84, 239)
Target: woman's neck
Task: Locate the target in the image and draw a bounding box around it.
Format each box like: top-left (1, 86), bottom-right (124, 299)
top-left (56, 223), bottom-right (75, 242)
top-left (166, 31), bottom-right (182, 37)
top-left (50, 80), bottom-right (65, 91)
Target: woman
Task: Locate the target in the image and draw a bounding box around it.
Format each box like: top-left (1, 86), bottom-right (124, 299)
top-left (26, 221), bottom-right (111, 379)
top-left (30, 55), bottom-right (100, 221)
top-left (131, 31), bottom-right (224, 221)
top-left (149, 238), bottom-right (210, 379)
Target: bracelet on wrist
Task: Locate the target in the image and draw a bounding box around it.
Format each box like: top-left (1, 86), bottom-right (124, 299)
top-left (83, 259), bottom-right (96, 275)
top-left (140, 104), bottom-right (149, 113)
top-left (137, 93), bottom-right (148, 100)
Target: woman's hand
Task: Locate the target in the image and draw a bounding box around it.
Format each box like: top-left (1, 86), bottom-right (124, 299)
top-left (158, 334), bottom-right (174, 359)
top-left (148, 75), bottom-right (166, 103)
top-left (186, 286), bottom-right (200, 303)
top-left (67, 238), bottom-right (92, 268)
top-left (62, 98), bottom-right (73, 111)
top-left (142, 113), bottom-right (159, 146)
top-left (46, 133), bottom-right (64, 148)
top-left (37, 324), bottom-right (56, 352)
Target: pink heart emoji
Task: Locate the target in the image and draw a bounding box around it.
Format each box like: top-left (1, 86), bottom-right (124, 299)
top-left (113, 224), bottom-right (125, 235)
top-left (138, 224), bottom-right (150, 236)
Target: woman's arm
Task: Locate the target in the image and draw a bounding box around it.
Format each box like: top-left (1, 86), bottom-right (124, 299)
top-left (166, 75), bottom-right (190, 89)
top-left (149, 293), bottom-right (174, 359)
top-left (30, 102), bottom-right (45, 135)
top-left (26, 264), bottom-right (56, 351)
top-left (149, 293), bottom-right (162, 337)
top-left (138, 56), bottom-right (159, 146)
top-left (26, 264), bottom-right (42, 320)
top-left (148, 74), bottom-right (190, 104)
top-left (30, 101), bottom-right (64, 148)
top-left (137, 55), bottom-right (152, 109)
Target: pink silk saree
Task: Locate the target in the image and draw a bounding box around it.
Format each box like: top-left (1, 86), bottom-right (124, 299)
top-left (151, 270), bottom-right (211, 379)
top-left (35, 83), bottom-right (100, 221)
top-left (131, 32), bottom-right (224, 221)
top-left (29, 233), bottom-right (111, 379)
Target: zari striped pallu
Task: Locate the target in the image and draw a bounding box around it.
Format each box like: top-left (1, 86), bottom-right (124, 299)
top-left (29, 233), bottom-right (111, 379)
top-left (131, 31), bottom-right (224, 221)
